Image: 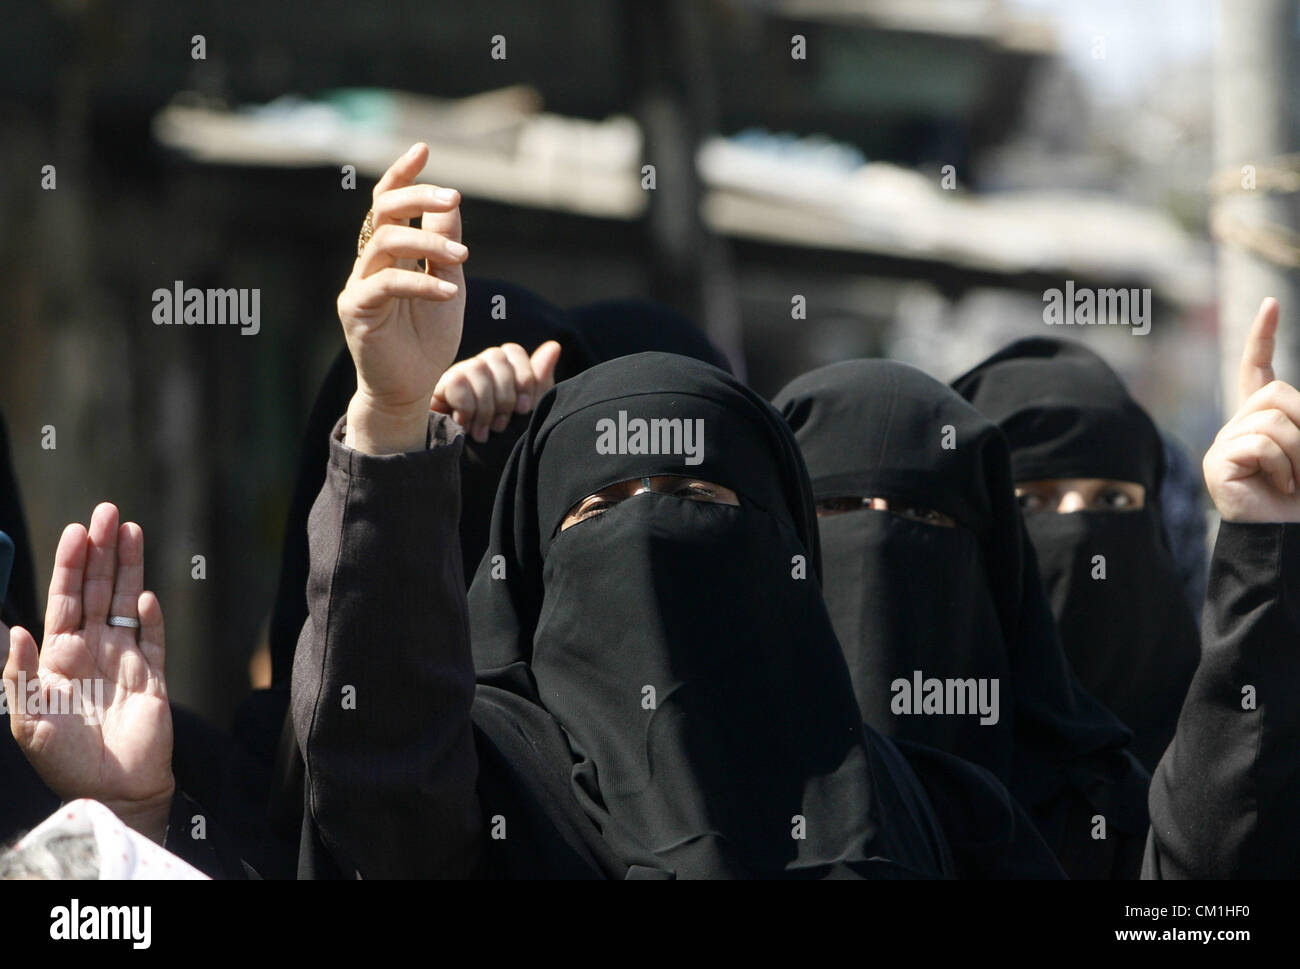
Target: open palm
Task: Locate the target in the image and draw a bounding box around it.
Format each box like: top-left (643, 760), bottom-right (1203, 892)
top-left (3, 502), bottom-right (174, 833)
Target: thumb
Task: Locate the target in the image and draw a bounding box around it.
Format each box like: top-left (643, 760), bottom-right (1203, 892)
top-left (429, 388), bottom-right (453, 414)
top-left (531, 341), bottom-right (563, 394)
top-left (1238, 297), bottom-right (1280, 408)
top-left (3, 625), bottom-right (40, 727)
top-left (429, 366), bottom-right (458, 414)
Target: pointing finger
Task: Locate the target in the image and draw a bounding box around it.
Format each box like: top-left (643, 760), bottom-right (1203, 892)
top-left (1239, 297), bottom-right (1280, 408)
top-left (370, 143), bottom-right (429, 210)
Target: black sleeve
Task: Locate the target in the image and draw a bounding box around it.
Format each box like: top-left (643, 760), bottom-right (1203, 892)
top-left (290, 412), bottom-right (484, 879)
top-left (161, 790), bottom-right (255, 879)
top-left (1144, 521), bottom-right (1300, 878)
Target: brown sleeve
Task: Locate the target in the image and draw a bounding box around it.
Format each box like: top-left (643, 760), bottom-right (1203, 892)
top-left (291, 412), bottom-right (483, 878)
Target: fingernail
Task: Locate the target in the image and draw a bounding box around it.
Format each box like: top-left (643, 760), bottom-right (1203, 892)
top-left (406, 142), bottom-right (423, 158)
top-left (516, 394), bottom-right (532, 413)
top-left (435, 188), bottom-right (459, 204)
top-left (474, 426), bottom-right (490, 443)
top-left (446, 240), bottom-right (468, 258)
top-left (438, 279), bottom-right (459, 295)
top-left (492, 415), bottom-right (510, 432)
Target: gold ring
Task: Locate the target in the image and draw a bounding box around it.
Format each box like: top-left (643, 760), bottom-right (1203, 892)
top-left (356, 208), bottom-right (375, 257)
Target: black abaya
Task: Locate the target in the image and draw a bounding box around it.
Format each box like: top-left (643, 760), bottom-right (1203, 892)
top-left (1144, 522), bottom-right (1300, 878)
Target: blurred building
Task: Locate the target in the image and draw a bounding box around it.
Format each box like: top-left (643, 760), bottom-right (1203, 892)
top-left (0, 0), bottom-right (1220, 721)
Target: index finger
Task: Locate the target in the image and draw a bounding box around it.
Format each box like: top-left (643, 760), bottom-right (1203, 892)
top-left (1239, 297), bottom-right (1280, 407)
top-left (44, 522), bottom-right (88, 636)
top-left (370, 143), bottom-right (430, 207)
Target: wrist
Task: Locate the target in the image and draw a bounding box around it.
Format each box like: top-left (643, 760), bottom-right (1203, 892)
top-left (345, 392), bottom-right (431, 455)
top-left (105, 781), bottom-right (175, 846)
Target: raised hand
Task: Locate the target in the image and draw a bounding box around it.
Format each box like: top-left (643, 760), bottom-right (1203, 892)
top-left (338, 143), bottom-right (468, 454)
top-left (1204, 298), bottom-right (1300, 522)
top-left (2, 503), bottom-right (174, 843)
top-left (431, 341), bottom-right (562, 442)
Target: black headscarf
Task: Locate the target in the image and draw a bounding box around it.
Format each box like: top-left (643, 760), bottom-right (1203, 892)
top-left (951, 338), bottom-right (1201, 772)
top-left (468, 352), bottom-right (947, 879)
top-left (569, 299), bottom-right (734, 374)
top-left (774, 359), bottom-right (1144, 823)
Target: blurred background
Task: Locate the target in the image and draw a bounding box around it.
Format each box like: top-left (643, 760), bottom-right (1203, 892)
top-left (1, 0), bottom-right (1297, 724)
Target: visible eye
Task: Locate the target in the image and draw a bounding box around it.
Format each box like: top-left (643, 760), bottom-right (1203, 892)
top-left (571, 497), bottom-right (616, 522)
top-left (1016, 492), bottom-right (1047, 515)
top-left (673, 482), bottom-right (717, 501)
top-left (816, 497), bottom-right (867, 517)
top-left (894, 503), bottom-right (956, 528)
top-left (1098, 488), bottom-right (1135, 510)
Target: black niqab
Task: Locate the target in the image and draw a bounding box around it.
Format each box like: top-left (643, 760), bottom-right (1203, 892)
top-left (468, 352), bottom-right (946, 879)
top-left (951, 338), bottom-right (1201, 772)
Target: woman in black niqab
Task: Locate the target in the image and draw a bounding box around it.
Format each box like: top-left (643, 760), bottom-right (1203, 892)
top-left (468, 352), bottom-right (948, 878)
top-left (775, 359), bottom-right (1150, 878)
top-left (258, 288), bottom-right (744, 875)
top-left (950, 338), bottom-right (1201, 773)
